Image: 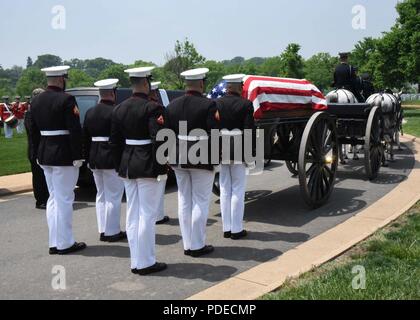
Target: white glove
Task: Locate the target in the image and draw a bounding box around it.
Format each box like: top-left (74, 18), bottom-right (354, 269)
top-left (73, 160), bottom-right (84, 168)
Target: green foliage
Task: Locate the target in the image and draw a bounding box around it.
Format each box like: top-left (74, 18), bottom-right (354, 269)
top-left (15, 67), bottom-right (46, 96)
top-left (33, 54), bottom-right (63, 69)
top-left (163, 38), bottom-right (206, 89)
top-left (65, 58), bottom-right (117, 78)
top-left (304, 53), bottom-right (338, 92)
top-left (98, 64), bottom-right (130, 88)
top-left (279, 43), bottom-right (305, 78)
top-left (67, 69), bottom-right (94, 88)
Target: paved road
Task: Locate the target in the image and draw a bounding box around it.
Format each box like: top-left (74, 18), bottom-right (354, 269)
top-left (0, 145), bottom-right (414, 300)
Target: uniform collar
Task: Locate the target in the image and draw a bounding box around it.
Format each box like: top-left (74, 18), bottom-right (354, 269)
top-left (47, 85), bottom-right (64, 92)
top-left (132, 92), bottom-right (149, 99)
top-left (100, 99), bottom-right (115, 106)
top-left (186, 90), bottom-right (203, 97)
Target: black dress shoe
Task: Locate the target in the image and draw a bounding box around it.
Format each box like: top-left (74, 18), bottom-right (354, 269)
top-left (57, 242), bottom-right (87, 255)
top-left (184, 250), bottom-right (191, 256)
top-left (231, 230), bottom-right (248, 240)
top-left (36, 203), bottom-right (47, 210)
top-left (49, 247), bottom-right (58, 255)
top-left (224, 232), bottom-right (232, 239)
top-left (100, 233), bottom-right (107, 242)
top-left (190, 245), bottom-right (214, 257)
top-left (131, 269), bottom-right (139, 274)
top-left (107, 231), bottom-right (127, 243)
top-left (137, 263), bottom-right (167, 276)
top-left (156, 216), bottom-right (170, 225)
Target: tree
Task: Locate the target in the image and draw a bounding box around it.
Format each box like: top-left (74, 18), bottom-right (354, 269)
top-left (98, 64), bottom-right (130, 88)
top-left (67, 69), bottom-right (94, 89)
top-left (33, 54), bottom-right (63, 69)
top-left (164, 39), bottom-right (206, 89)
top-left (16, 67), bottom-right (47, 96)
top-left (279, 43), bottom-right (305, 79)
top-left (304, 53), bottom-right (338, 92)
top-left (26, 57), bottom-right (33, 68)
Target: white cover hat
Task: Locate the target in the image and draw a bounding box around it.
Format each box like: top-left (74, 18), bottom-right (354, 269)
top-left (151, 81), bottom-right (161, 90)
top-left (94, 79), bottom-right (119, 90)
top-left (124, 66), bottom-right (155, 78)
top-left (223, 74), bottom-right (246, 83)
top-left (180, 68), bottom-right (209, 80)
top-left (41, 66), bottom-right (70, 77)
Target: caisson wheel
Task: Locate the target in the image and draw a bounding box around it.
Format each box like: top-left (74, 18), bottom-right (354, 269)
top-left (364, 107), bottom-right (384, 180)
top-left (298, 112), bottom-right (339, 208)
top-left (285, 161), bottom-right (298, 176)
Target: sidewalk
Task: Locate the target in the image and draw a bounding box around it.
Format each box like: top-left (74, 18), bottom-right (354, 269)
top-left (0, 172), bottom-right (32, 197)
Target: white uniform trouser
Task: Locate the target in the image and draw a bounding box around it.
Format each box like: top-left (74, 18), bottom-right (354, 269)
top-left (220, 164), bottom-right (247, 233)
top-left (156, 180), bottom-right (167, 222)
top-left (124, 178), bottom-right (165, 270)
top-left (174, 168), bottom-right (215, 251)
top-left (16, 120), bottom-right (24, 134)
top-left (41, 166), bottom-right (79, 250)
top-left (92, 169), bottom-right (124, 236)
top-left (3, 123), bottom-right (13, 139)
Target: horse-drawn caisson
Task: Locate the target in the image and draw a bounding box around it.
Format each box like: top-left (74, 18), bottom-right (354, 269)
top-left (210, 76), bottom-right (339, 209)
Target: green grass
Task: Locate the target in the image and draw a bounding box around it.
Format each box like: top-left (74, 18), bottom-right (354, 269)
top-left (403, 108), bottom-right (420, 137)
top-left (262, 202), bottom-right (420, 300)
top-left (0, 129), bottom-right (30, 177)
top-left (403, 100), bottom-right (420, 107)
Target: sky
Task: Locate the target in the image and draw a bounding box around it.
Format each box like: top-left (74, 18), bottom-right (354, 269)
top-left (0, 0), bottom-right (401, 68)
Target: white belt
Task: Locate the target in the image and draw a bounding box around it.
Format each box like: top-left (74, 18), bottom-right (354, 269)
top-left (92, 137), bottom-right (110, 142)
top-left (178, 135), bottom-right (209, 141)
top-left (40, 130), bottom-right (70, 136)
top-left (126, 139), bottom-right (152, 146)
top-left (221, 130), bottom-right (243, 136)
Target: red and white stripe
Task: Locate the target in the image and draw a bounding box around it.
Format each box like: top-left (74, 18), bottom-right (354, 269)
top-left (242, 76), bottom-right (328, 119)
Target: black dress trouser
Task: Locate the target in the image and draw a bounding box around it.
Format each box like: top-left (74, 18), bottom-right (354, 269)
top-left (31, 160), bottom-right (49, 206)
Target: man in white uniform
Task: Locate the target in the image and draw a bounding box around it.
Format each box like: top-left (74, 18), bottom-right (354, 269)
top-left (29, 66), bottom-right (86, 255)
top-left (216, 74), bottom-right (255, 240)
top-left (110, 67), bottom-right (167, 275)
top-left (83, 79), bottom-right (126, 242)
top-left (165, 68), bottom-right (220, 257)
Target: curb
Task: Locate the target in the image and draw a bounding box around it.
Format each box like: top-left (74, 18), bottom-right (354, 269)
top-left (188, 135), bottom-right (420, 300)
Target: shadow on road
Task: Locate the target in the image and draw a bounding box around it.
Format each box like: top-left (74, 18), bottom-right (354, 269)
top-left (151, 263), bottom-right (238, 282)
top-left (201, 246), bottom-right (282, 262)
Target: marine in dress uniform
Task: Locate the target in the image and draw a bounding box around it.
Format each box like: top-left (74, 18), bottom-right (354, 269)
top-left (29, 66), bottom-right (87, 255)
top-left (149, 81), bottom-right (170, 225)
top-left (1, 96), bottom-right (13, 139)
top-left (165, 68), bottom-right (220, 257)
top-left (12, 96), bottom-right (25, 134)
top-left (83, 79), bottom-right (126, 242)
top-left (333, 52), bottom-right (364, 102)
top-left (110, 67), bottom-right (167, 275)
top-left (216, 74), bottom-right (255, 240)
top-left (24, 88), bottom-right (49, 210)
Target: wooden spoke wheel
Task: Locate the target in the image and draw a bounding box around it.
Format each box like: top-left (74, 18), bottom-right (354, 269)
top-left (364, 106), bottom-right (384, 180)
top-left (285, 161), bottom-right (299, 176)
top-left (298, 112), bottom-right (339, 208)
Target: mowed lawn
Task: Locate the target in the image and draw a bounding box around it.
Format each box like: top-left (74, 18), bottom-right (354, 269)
top-left (403, 108), bottom-right (420, 137)
top-left (263, 202), bottom-right (420, 300)
top-left (0, 130), bottom-right (30, 177)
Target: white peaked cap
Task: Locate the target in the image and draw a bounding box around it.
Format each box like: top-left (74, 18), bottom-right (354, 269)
top-left (41, 66), bottom-right (70, 77)
top-left (181, 68), bottom-right (209, 80)
top-left (151, 81), bottom-right (161, 90)
top-left (124, 66), bottom-right (155, 78)
top-left (223, 74), bottom-right (246, 83)
top-left (94, 79), bottom-right (119, 90)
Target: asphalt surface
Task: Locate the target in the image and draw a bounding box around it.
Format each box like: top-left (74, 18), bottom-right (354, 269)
top-left (0, 145), bottom-right (415, 300)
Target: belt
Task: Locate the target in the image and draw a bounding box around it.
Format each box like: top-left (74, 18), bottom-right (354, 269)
top-left (126, 139), bottom-right (152, 146)
top-left (220, 130), bottom-right (243, 136)
top-left (40, 130), bottom-right (70, 136)
top-left (92, 137), bottom-right (110, 142)
top-left (178, 135), bottom-right (209, 141)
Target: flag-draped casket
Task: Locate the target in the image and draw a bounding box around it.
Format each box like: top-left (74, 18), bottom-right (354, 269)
top-left (208, 76), bottom-right (328, 119)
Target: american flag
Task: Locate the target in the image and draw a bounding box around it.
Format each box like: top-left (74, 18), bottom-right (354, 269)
top-left (207, 80), bottom-right (227, 99)
top-left (208, 76), bottom-right (327, 119)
